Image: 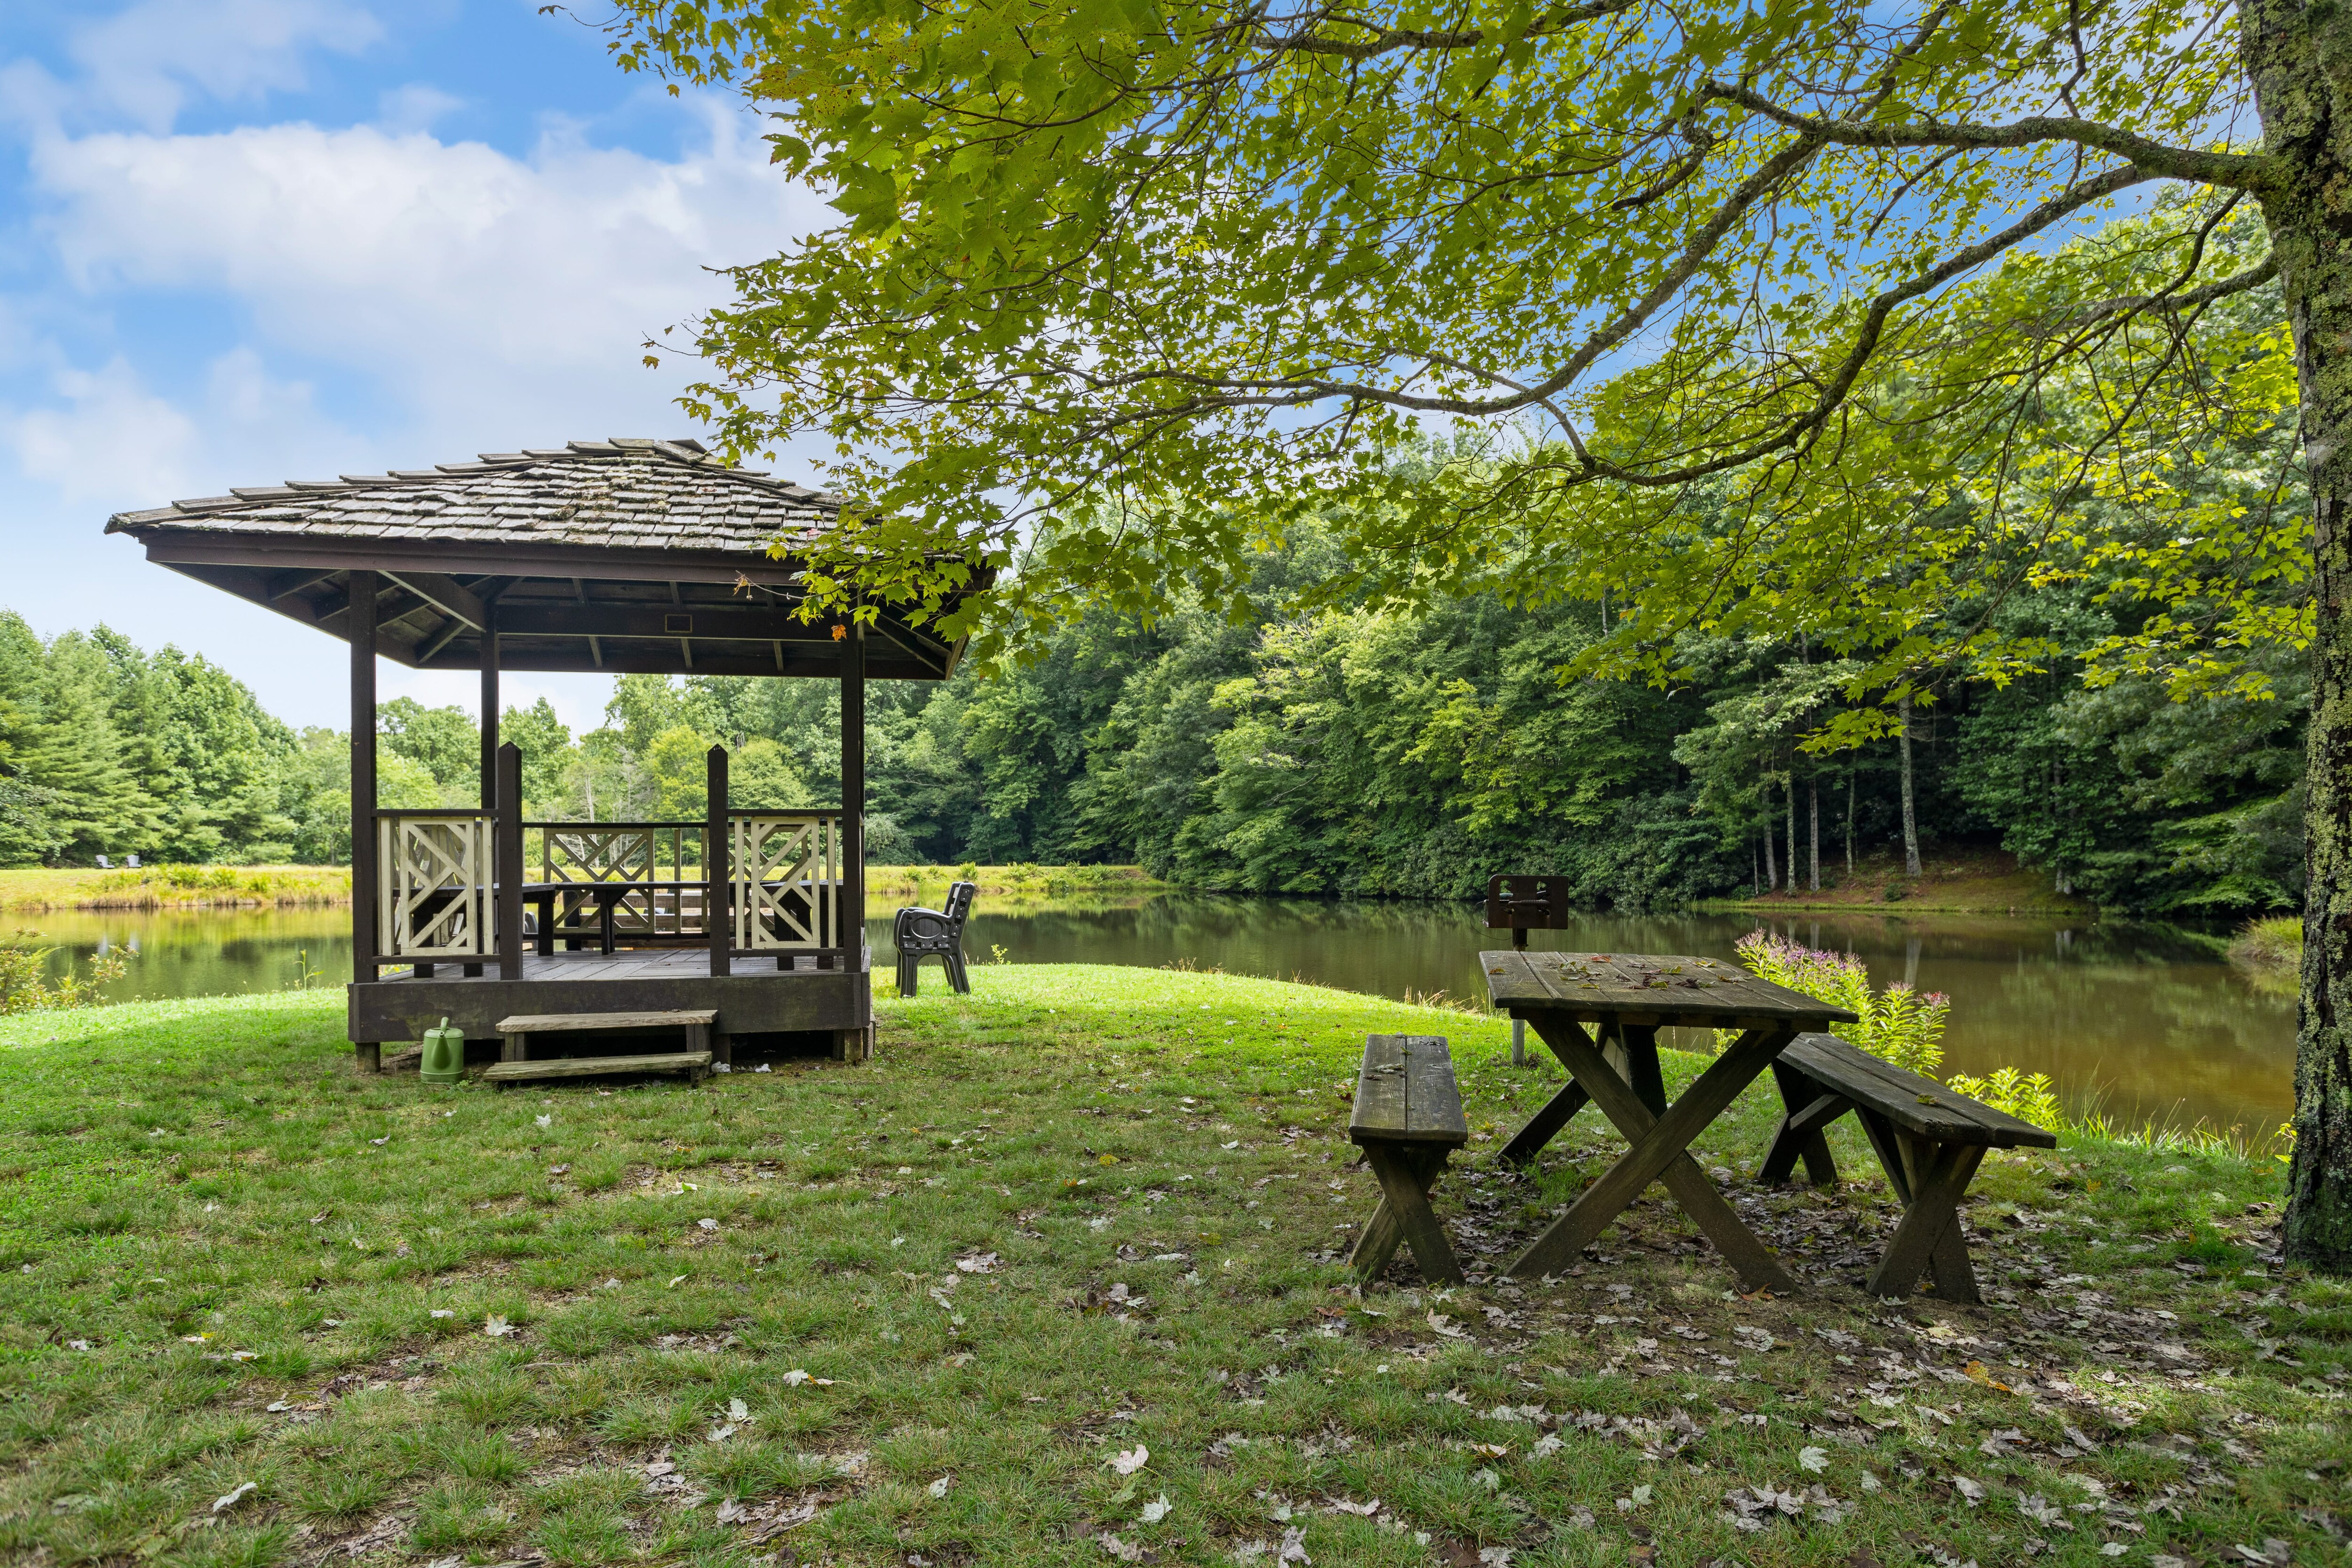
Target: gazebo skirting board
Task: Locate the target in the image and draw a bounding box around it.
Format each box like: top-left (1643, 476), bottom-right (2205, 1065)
top-left (350, 952), bottom-right (870, 1067)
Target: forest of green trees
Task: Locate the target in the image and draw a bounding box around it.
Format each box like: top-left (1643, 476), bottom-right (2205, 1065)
top-left (0, 525), bottom-right (2305, 915)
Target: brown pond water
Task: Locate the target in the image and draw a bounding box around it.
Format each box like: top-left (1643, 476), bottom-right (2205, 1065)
top-left (23, 899), bottom-right (2291, 1140)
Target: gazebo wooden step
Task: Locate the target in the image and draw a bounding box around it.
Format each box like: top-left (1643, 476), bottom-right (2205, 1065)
top-left (484, 1051), bottom-right (712, 1083)
top-left (495, 1008), bottom-right (719, 1067)
top-left (496, 1009), bottom-right (716, 1034)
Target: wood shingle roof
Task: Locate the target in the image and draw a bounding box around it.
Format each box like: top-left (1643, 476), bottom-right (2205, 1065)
top-left (105, 437), bottom-right (841, 553)
top-left (105, 438), bottom-right (972, 682)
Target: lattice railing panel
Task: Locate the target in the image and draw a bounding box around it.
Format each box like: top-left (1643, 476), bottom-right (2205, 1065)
top-left (380, 812), bottom-right (493, 959)
top-left (731, 812), bottom-right (839, 951)
top-left (542, 827), bottom-right (657, 884)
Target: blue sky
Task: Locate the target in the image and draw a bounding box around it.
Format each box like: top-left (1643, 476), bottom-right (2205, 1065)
top-left (0, 0), bottom-right (834, 733)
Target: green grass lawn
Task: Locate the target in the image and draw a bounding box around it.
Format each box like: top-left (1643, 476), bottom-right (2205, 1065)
top-left (0, 966), bottom-right (2343, 1568)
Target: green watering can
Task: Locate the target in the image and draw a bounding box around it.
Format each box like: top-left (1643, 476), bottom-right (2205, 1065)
top-left (420, 1017), bottom-right (465, 1087)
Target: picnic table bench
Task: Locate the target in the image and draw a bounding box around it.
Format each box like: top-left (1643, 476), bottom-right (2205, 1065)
top-left (1761, 1031), bottom-right (2058, 1301)
top-left (1346, 1034), bottom-right (1469, 1283)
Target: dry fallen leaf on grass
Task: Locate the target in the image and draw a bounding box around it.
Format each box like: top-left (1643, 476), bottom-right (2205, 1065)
top-left (1098, 1531), bottom-right (1144, 1560)
top-left (483, 1316), bottom-right (516, 1337)
top-left (1141, 1494), bottom-right (1172, 1523)
top-left (1107, 1444), bottom-right (1150, 1475)
top-left (1798, 1446), bottom-right (1829, 1473)
top-left (929, 1476), bottom-right (953, 1498)
top-left (211, 1481), bottom-right (256, 1513)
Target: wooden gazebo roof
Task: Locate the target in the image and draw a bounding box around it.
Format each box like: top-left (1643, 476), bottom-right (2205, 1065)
top-left (105, 437), bottom-right (967, 681)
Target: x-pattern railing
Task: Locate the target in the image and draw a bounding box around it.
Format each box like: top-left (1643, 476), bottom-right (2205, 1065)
top-left (379, 811), bottom-right (493, 959)
top-left (731, 812), bottom-right (841, 952)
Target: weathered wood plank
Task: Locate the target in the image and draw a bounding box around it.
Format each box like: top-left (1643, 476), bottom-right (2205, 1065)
top-left (1349, 1035), bottom-right (1468, 1146)
top-left (483, 1051), bottom-right (711, 1082)
top-left (1780, 1033), bottom-right (2057, 1147)
top-left (1482, 949), bottom-right (1859, 1026)
top-left (495, 1009), bottom-right (717, 1033)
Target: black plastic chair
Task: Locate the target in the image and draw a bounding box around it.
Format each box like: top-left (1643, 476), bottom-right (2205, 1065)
top-left (893, 881), bottom-right (976, 996)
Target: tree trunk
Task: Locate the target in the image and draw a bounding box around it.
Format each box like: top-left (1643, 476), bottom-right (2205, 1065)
top-left (1785, 771), bottom-right (1797, 898)
top-left (1897, 694), bottom-right (1921, 878)
top-left (1844, 768), bottom-right (1856, 876)
top-left (1764, 813), bottom-right (1777, 892)
top-left (1809, 777), bottom-right (1820, 891)
top-left (2249, 0), bottom-right (2352, 1269)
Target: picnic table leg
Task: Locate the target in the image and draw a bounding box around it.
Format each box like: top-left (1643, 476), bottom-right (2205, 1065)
top-left (1613, 1024), bottom-right (1668, 1117)
top-left (1497, 1079), bottom-right (1589, 1168)
top-left (1865, 1137), bottom-right (1984, 1302)
top-left (1507, 1018), bottom-right (1796, 1291)
top-left (1350, 1146), bottom-right (1430, 1277)
top-left (1758, 1062), bottom-right (1848, 1186)
top-left (1359, 1144), bottom-right (1463, 1284)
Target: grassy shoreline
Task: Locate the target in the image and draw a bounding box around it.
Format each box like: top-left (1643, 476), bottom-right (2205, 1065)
top-left (0, 970), bottom-right (2342, 1567)
top-left (1695, 849), bottom-right (2101, 917)
top-left (0, 864), bottom-right (1161, 914)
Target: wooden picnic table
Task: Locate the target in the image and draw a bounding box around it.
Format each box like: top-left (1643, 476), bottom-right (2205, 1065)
top-left (1481, 949), bottom-right (1858, 1291)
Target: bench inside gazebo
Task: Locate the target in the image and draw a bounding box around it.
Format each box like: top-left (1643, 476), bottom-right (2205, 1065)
top-left (106, 437), bottom-right (975, 1075)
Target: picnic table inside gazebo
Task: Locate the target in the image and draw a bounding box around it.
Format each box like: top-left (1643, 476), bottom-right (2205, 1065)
top-left (1482, 948), bottom-right (1858, 1291)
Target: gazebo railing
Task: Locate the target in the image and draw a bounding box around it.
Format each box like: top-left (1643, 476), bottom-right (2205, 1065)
top-left (378, 809), bottom-right (495, 963)
top-left (371, 782), bottom-right (858, 971)
top-left (730, 810), bottom-right (847, 959)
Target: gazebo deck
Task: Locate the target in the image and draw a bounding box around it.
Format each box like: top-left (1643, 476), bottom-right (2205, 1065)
top-left (381, 949), bottom-right (857, 982)
top-left (351, 946), bottom-right (870, 1058)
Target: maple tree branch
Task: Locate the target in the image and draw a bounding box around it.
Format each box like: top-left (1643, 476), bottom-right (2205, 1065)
top-left (1701, 80), bottom-right (2278, 192)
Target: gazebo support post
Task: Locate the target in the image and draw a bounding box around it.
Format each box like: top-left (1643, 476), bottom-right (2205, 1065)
top-left (497, 742), bottom-right (524, 980)
top-left (350, 569), bottom-right (380, 1073)
top-left (478, 605), bottom-right (499, 810)
top-left (707, 744), bottom-right (731, 979)
top-left (835, 624), bottom-right (866, 1061)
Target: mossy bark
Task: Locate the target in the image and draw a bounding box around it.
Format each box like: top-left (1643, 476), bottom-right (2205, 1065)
top-left (2250, 0), bottom-right (2352, 1266)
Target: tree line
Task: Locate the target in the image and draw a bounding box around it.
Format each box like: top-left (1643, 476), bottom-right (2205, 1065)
top-left (0, 548), bottom-right (2303, 914)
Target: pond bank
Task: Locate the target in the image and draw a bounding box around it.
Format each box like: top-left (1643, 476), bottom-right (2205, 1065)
top-left (0, 972), bottom-right (2340, 1568)
top-left (0, 862), bottom-right (1159, 912)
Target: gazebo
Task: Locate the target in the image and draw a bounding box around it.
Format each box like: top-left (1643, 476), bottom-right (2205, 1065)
top-left (106, 437), bottom-right (975, 1074)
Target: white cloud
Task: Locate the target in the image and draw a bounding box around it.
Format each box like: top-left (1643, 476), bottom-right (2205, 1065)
top-left (3, 356), bottom-right (199, 502)
top-left (376, 82), bottom-right (462, 135)
top-left (28, 101), bottom-right (829, 460)
top-left (66, 0), bottom-right (381, 133)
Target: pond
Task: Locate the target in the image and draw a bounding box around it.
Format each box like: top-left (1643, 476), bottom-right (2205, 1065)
top-left (19, 897), bottom-right (2291, 1141)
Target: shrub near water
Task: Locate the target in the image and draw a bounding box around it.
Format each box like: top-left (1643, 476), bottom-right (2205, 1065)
top-left (1723, 930), bottom-right (1951, 1075)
